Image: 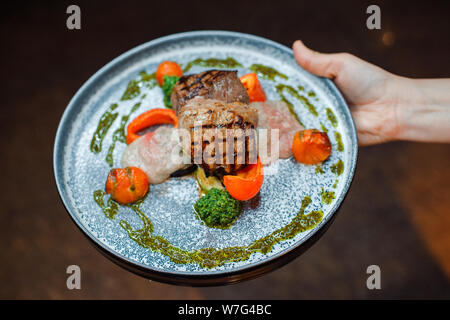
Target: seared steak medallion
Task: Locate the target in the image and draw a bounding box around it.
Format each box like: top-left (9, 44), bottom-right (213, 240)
top-left (178, 98), bottom-right (258, 176)
top-left (170, 70), bottom-right (249, 114)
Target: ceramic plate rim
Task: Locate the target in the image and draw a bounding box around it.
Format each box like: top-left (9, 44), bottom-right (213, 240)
top-left (53, 30), bottom-right (358, 281)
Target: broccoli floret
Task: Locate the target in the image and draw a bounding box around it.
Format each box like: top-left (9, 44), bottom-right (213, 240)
top-left (162, 75), bottom-right (180, 108)
top-left (194, 188), bottom-right (242, 228)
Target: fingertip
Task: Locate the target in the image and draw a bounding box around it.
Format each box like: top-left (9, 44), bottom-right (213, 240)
top-left (293, 40), bottom-right (307, 55)
top-left (292, 42), bottom-right (339, 79)
top-left (292, 40), bottom-right (311, 70)
top-left (292, 40), bottom-right (303, 49)
top-left (292, 41), bottom-right (302, 60)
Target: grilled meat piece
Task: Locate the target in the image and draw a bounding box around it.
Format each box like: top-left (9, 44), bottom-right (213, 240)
top-left (178, 98), bottom-right (258, 176)
top-left (171, 70), bottom-right (249, 114)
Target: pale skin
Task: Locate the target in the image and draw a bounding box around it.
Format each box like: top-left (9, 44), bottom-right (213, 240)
top-left (292, 40), bottom-right (450, 146)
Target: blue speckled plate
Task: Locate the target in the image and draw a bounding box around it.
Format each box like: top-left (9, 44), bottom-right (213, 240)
top-left (53, 31), bottom-right (357, 286)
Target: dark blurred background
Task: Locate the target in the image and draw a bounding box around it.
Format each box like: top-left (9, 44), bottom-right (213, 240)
top-left (1, 0), bottom-right (449, 299)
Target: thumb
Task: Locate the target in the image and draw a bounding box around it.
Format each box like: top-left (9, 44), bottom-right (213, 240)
top-left (292, 40), bottom-right (347, 80)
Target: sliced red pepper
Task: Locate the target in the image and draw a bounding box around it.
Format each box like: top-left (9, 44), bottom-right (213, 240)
top-left (240, 73), bottom-right (267, 103)
top-left (223, 158), bottom-right (264, 201)
top-left (126, 108), bottom-right (178, 144)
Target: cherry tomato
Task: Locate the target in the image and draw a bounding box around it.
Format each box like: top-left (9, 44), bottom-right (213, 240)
top-left (105, 167), bottom-right (149, 204)
top-left (292, 129), bottom-right (331, 164)
top-left (155, 61), bottom-right (183, 86)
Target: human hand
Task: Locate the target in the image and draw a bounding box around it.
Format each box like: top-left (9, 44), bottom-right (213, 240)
top-left (293, 40), bottom-right (406, 146)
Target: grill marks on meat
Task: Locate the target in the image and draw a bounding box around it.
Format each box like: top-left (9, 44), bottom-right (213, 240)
top-left (179, 98), bottom-right (258, 176)
top-left (173, 70), bottom-right (255, 176)
top-left (179, 98), bottom-right (258, 129)
top-left (171, 70), bottom-right (249, 114)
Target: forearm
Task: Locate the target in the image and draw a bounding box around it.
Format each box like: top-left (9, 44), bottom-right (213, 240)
top-left (395, 78), bottom-right (450, 143)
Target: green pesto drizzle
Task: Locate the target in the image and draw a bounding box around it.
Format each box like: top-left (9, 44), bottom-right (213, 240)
top-left (102, 195), bottom-right (322, 269)
top-left (332, 179), bottom-right (339, 189)
top-left (121, 71), bottom-right (157, 101)
top-left (320, 122), bottom-right (328, 133)
top-left (315, 166), bottom-right (324, 174)
top-left (307, 91), bottom-right (316, 97)
top-left (139, 71), bottom-right (158, 90)
top-left (321, 188), bottom-right (335, 205)
top-left (298, 85), bottom-right (304, 91)
top-left (273, 86), bottom-right (304, 126)
top-left (90, 103), bottom-right (119, 153)
top-left (249, 64), bottom-right (288, 81)
top-left (94, 190), bottom-right (119, 219)
top-left (275, 84), bottom-right (318, 117)
top-left (91, 72), bottom-right (155, 160)
top-left (183, 57), bottom-right (242, 73)
top-left (326, 108), bottom-right (338, 128)
top-left (330, 159), bottom-right (344, 176)
top-left (106, 102), bottom-right (142, 167)
top-left (335, 131), bottom-right (344, 152)
top-left (121, 80), bottom-right (140, 101)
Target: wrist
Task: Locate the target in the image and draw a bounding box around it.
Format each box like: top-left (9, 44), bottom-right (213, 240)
top-left (393, 77), bottom-right (450, 143)
top-left (389, 76), bottom-right (417, 141)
